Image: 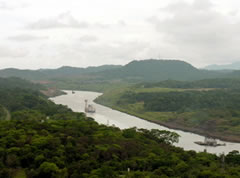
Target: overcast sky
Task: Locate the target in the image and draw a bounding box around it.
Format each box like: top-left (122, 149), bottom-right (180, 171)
top-left (0, 0), bottom-right (239, 69)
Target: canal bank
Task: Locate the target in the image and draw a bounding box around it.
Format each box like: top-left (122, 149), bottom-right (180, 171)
top-left (51, 90), bottom-right (240, 154)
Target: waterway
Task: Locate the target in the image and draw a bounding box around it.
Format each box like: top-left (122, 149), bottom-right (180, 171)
top-left (51, 90), bottom-right (240, 155)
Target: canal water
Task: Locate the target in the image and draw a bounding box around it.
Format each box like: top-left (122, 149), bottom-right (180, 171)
top-left (51, 90), bottom-right (240, 155)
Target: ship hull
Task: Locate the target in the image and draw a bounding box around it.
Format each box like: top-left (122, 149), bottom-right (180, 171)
top-left (194, 141), bottom-right (226, 147)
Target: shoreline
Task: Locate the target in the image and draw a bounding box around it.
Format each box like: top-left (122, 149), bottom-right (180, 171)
top-left (95, 100), bottom-right (240, 143)
top-left (41, 88), bottom-right (66, 98)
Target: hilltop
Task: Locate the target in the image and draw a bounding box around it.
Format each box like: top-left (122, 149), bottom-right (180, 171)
top-left (0, 65), bottom-right (121, 80)
top-left (98, 59), bottom-right (220, 81)
top-left (2, 59), bottom-right (240, 92)
top-left (0, 59), bottom-right (219, 82)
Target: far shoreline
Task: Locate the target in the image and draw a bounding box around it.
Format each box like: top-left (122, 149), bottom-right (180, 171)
top-left (52, 89), bottom-right (240, 144)
top-left (94, 99), bottom-right (240, 144)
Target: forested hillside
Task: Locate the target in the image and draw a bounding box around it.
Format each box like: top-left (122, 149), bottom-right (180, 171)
top-left (119, 89), bottom-right (240, 112)
top-left (96, 79), bottom-right (240, 142)
top-left (0, 77), bottom-right (45, 90)
top-left (0, 77), bottom-right (63, 97)
top-left (1, 78), bottom-right (240, 177)
top-left (99, 60), bottom-right (219, 81)
top-left (3, 59), bottom-right (240, 93)
top-left (142, 78), bottom-right (240, 89)
top-left (0, 65), bottom-right (121, 81)
top-left (0, 59), bottom-right (232, 90)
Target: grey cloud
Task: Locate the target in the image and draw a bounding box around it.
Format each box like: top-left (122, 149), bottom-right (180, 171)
top-left (79, 35), bottom-right (98, 43)
top-left (27, 12), bottom-right (124, 30)
top-left (93, 20), bottom-right (126, 29)
top-left (0, 1), bottom-right (28, 10)
top-left (0, 1), bottom-right (9, 9)
top-left (229, 10), bottom-right (239, 17)
top-left (90, 41), bottom-right (148, 60)
top-left (0, 46), bottom-right (28, 58)
top-left (55, 41), bottom-right (149, 66)
top-left (118, 20), bottom-right (127, 27)
top-left (94, 23), bottom-right (110, 29)
top-left (149, 0), bottom-right (240, 64)
top-left (8, 34), bottom-right (49, 42)
top-left (27, 12), bottom-right (89, 30)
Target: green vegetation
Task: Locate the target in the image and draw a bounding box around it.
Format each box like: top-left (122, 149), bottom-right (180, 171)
top-left (96, 79), bottom-right (240, 142)
top-left (0, 65), bottom-right (121, 81)
top-left (0, 77), bottom-right (64, 98)
top-left (0, 105), bottom-right (7, 120)
top-left (13, 169), bottom-right (27, 178)
top-left (99, 59), bottom-right (219, 81)
top-left (121, 90), bottom-right (240, 112)
top-left (0, 88), bottom-right (69, 115)
top-left (0, 77), bottom-right (45, 90)
top-left (2, 60), bottom-right (240, 93)
top-left (1, 78), bottom-right (240, 177)
top-left (0, 106), bottom-right (11, 121)
top-left (48, 79), bottom-right (131, 93)
top-left (142, 78), bottom-right (240, 89)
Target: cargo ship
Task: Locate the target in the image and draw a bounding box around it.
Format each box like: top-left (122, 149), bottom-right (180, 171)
top-left (195, 137), bottom-right (226, 147)
top-left (84, 100), bottom-right (96, 113)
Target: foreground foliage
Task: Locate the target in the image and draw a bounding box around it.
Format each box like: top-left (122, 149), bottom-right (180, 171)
top-left (1, 110), bottom-right (240, 178)
top-left (1, 78), bottom-right (240, 177)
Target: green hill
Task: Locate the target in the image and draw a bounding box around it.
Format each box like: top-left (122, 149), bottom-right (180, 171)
top-left (142, 78), bottom-right (240, 89)
top-left (0, 65), bottom-right (122, 80)
top-left (99, 59), bottom-right (220, 81)
top-left (0, 77), bottom-right (45, 90)
top-left (0, 78), bottom-right (68, 115)
top-left (0, 68), bottom-right (48, 80)
top-left (2, 59), bottom-right (240, 92)
top-left (0, 59), bottom-right (228, 82)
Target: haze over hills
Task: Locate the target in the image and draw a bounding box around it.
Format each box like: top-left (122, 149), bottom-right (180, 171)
top-left (204, 62), bottom-right (240, 70)
top-left (0, 59), bottom-right (238, 83)
top-left (0, 65), bottom-right (122, 80)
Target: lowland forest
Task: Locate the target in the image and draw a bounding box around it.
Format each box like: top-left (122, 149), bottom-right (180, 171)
top-left (2, 60), bottom-right (240, 177)
top-left (2, 59), bottom-right (240, 141)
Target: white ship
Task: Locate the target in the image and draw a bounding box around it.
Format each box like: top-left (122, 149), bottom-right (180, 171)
top-left (195, 137), bottom-right (226, 147)
top-left (84, 100), bottom-right (96, 113)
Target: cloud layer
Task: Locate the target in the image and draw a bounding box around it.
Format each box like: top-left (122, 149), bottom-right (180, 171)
top-left (27, 12), bottom-right (89, 30)
top-left (149, 0), bottom-right (240, 65)
top-left (0, 0), bottom-right (239, 69)
top-left (0, 46), bottom-right (28, 58)
top-left (8, 34), bottom-right (49, 42)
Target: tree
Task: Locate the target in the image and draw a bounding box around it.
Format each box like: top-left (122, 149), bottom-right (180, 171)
top-left (38, 162), bottom-right (60, 178)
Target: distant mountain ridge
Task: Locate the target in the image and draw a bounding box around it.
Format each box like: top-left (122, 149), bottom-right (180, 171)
top-left (98, 59), bottom-right (220, 81)
top-left (1, 59), bottom-right (240, 82)
top-left (0, 65), bottom-right (122, 80)
top-left (204, 62), bottom-right (240, 70)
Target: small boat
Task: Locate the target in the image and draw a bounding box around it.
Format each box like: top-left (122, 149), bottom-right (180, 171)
top-left (84, 100), bottom-right (96, 113)
top-left (195, 137), bottom-right (226, 147)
